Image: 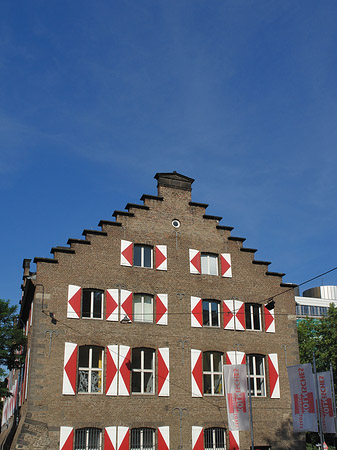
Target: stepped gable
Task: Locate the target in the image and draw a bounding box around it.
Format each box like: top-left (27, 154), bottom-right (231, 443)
top-left (32, 171), bottom-right (289, 286)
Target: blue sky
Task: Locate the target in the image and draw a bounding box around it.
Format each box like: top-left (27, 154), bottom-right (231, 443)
top-left (1, 0), bottom-right (337, 306)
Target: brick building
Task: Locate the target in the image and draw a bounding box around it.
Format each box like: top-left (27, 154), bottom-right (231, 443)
top-left (1, 172), bottom-right (304, 450)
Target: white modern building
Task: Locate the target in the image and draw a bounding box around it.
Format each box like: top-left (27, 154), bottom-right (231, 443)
top-left (295, 285), bottom-right (337, 319)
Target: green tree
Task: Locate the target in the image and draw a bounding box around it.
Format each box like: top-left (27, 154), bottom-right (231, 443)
top-left (0, 299), bottom-right (26, 412)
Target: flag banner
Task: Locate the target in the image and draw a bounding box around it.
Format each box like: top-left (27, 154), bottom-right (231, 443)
top-left (287, 364), bottom-right (318, 432)
top-left (317, 371), bottom-right (336, 434)
top-left (224, 364), bottom-right (249, 431)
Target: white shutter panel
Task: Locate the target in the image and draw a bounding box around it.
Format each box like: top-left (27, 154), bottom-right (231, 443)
top-left (121, 240), bottom-right (133, 267)
top-left (191, 297), bottom-right (203, 328)
top-left (62, 343), bottom-right (78, 395)
top-left (223, 300), bottom-right (235, 330)
top-left (158, 426), bottom-right (170, 450)
top-left (189, 249), bottom-right (201, 274)
top-left (191, 349), bottom-right (203, 397)
top-left (234, 300), bottom-right (245, 331)
top-left (158, 348), bottom-right (169, 396)
top-left (268, 353), bottom-right (280, 398)
top-left (59, 426), bottom-right (74, 450)
top-left (192, 426), bottom-right (204, 450)
top-left (105, 427), bottom-right (117, 450)
top-left (156, 245), bottom-right (167, 271)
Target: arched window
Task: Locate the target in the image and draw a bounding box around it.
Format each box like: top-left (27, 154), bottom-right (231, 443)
top-left (204, 428), bottom-right (226, 450)
top-left (74, 428), bottom-right (102, 450)
top-left (203, 351), bottom-right (223, 395)
top-left (130, 428), bottom-right (155, 450)
top-left (131, 348), bottom-right (155, 394)
top-left (77, 346), bottom-right (104, 393)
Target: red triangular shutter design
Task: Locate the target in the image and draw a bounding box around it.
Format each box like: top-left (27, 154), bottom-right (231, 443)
top-left (156, 245), bottom-right (167, 271)
top-left (158, 427), bottom-right (170, 450)
top-left (221, 253), bottom-right (232, 277)
top-left (104, 428), bottom-right (116, 450)
top-left (67, 285), bottom-right (81, 319)
top-left (191, 297), bottom-right (203, 327)
top-left (191, 349), bottom-right (203, 397)
top-left (192, 427), bottom-right (204, 450)
top-left (268, 353), bottom-right (280, 398)
top-left (106, 345), bottom-right (118, 396)
top-left (106, 289), bottom-right (119, 321)
top-left (156, 294), bottom-right (168, 325)
top-left (264, 305), bottom-right (275, 333)
top-left (118, 346), bottom-right (131, 395)
top-left (120, 290), bottom-right (133, 322)
top-left (121, 240), bottom-right (133, 267)
top-left (60, 427), bottom-right (74, 450)
top-left (189, 249), bottom-right (201, 274)
top-left (158, 348), bottom-right (169, 396)
top-left (223, 300), bottom-right (235, 330)
top-left (234, 301), bottom-right (245, 331)
top-left (117, 427), bottom-right (129, 450)
top-left (63, 343), bottom-right (78, 395)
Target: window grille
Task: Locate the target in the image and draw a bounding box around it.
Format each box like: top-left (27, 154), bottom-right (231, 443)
top-left (204, 427), bottom-right (226, 450)
top-left (130, 428), bottom-right (155, 450)
top-left (74, 428), bottom-right (102, 450)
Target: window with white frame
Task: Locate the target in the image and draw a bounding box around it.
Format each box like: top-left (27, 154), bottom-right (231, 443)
top-left (131, 348), bottom-right (155, 394)
top-left (130, 428), bottom-right (155, 450)
top-left (82, 289), bottom-right (103, 319)
top-left (245, 303), bottom-right (262, 331)
top-left (203, 351), bottom-right (223, 395)
top-left (134, 244), bottom-right (153, 268)
top-left (247, 354), bottom-right (265, 397)
top-left (201, 253), bottom-right (218, 275)
top-left (74, 428), bottom-right (102, 450)
top-left (77, 346), bottom-right (104, 394)
top-left (133, 294), bottom-right (154, 323)
top-left (202, 300), bottom-right (220, 327)
top-left (204, 428), bottom-right (226, 450)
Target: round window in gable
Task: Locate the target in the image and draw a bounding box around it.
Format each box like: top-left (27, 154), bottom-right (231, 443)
top-left (172, 219), bottom-right (181, 228)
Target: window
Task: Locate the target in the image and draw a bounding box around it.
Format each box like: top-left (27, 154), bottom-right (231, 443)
top-left (201, 253), bottom-right (218, 275)
top-left (82, 289), bottom-right (103, 319)
top-left (133, 294), bottom-right (153, 323)
top-left (203, 351), bottom-right (223, 395)
top-left (131, 428), bottom-right (155, 450)
top-left (74, 428), bottom-right (102, 450)
top-left (78, 346), bottom-right (103, 393)
top-left (245, 304), bottom-right (262, 331)
top-left (134, 245), bottom-right (153, 268)
top-left (204, 428), bottom-right (226, 450)
top-left (131, 348), bottom-right (155, 394)
top-left (203, 300), bottom-right (220, 327)
top-left (247, 355), bottom-right (265, 397)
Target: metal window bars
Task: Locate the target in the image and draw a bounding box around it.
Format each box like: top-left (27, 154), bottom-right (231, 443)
top-left (74, 428), bottom-right (102, 450)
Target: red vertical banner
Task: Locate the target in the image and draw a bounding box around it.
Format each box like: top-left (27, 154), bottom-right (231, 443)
top-left (287, 364), bottom-right (318, 432)
top-left (224, 364), bottom-right (249, 431)
top-left (317, 371), bottom-right (336, 434)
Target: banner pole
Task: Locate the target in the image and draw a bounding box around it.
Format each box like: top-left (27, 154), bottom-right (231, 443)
top-left (246, 358), bottom-right (254, 450)
top-left (313, 352), bottom-right (324, 449)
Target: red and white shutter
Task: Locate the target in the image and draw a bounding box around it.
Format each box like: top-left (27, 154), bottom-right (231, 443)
top-left (117, 427), bottom-right (129, 450)
top-left (67, 285), bottom-right (81, 319)
top-left (156, 294), bottom-right (168, 325)
top-left (264, 305), bottom-right (275, 333)
top-left (106, 345), bottom-right (118, 396)
top-left (192, 426), bottom-right (204, 450)
top-left (121, 240), bottom-right (133, 267)
top-left (158, 426), bottom-right (170, 450)
top-left (59, 426), bottom-right (74, 450)
top-left (158, 348), bottom-right (169, 396)
top-left (105, 427), bottom-right (117, 450)
top-left (156, 245), bottom-right (167, 271)
top-left (223, 300), bottom-right (235, 330)
top-left (189, 249), bottom-right (201, 274)
top-left (191, 349), bottom-right (203, 397)
top-left (24, 348), bottom-right (30, 400)
top-left (221, 253), bottom-right (232, 278)
top-left (234, 301), bottom-right (245, 331)
top-left (191, 297), bottom-right (203, 328)
top-left (120, 290), bottom-right (133, 322)
top-left (106, 289), bottom-right (119, 321)
top-left (229, 431), bottom-right (240, 450)
top-left (118, 345), bottom-right (131, 396)
top-left (268, 353), bottom-right (280, 398)
top-left (226, 351), bottom-right (245, 365)
top-left (63, 342), bottom-right (78, 395)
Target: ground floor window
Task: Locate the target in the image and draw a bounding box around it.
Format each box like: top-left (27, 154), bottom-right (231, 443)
top-left (74, 428), bottom-right (102, 450)
top-left (130, 428), bottom-right (155, 450)
top-left (204, 427), bottom-right (226, 450)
